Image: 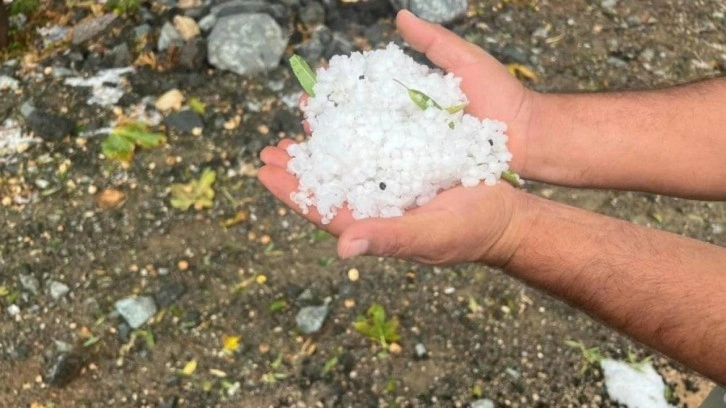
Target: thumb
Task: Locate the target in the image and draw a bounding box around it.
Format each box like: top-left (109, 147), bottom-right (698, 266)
top-left (337, 212), bottom-right (451, 263)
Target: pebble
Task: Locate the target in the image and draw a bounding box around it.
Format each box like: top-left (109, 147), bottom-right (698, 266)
top-left (295, 305), bottom-right (329, 334)
top-left (72, 13), bottom-right (117, 45)
top-left (207, 14), bottom-right (288, 75)
top-left (134, 24), bottom-right (152, 39)
top-left (470, 399), bottom-right (495, 408)
top-left (49, 281), bottom-right (70, 300)
top-left (20, 274), bottom-right (40, 295)
top-left (198, 14), bottom-right (217, 32)
top-left (390, 0), bottom-right (468, 24)
top-left (26, 110), bottom-right (76, 141)
top-left (347, 268), bottom-right (359, 282)
top-left (300, 2), bottom-right (326, 27)
top-left (173, 15), bottom-right (201, 41)
top-left (114, 296), bottom-right (158, 329)
top-left (155, 89), bottom-right (185, 112)
top-left (164, 110), bottom-right (204, 133)
top-left (601, 0), bottom-right (618, 8)
top-left (0, 75), bottom-right (19, 91)
top-left (155, 283), bottom-right (186, 308)
top-left (414, 343), bottom-right (428, 359)
top-left (43, 352), bottom-right (85, 387)
top-left (7, 304), bottom-right (20, 316)
top-left (158, 21), bottom-right (183, 52)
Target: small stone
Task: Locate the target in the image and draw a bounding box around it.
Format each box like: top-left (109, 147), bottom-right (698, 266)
top-left (414, 343), bottom-right (428, 359)
top-left (470, 399), bottom-right (495, 408)
top-left (154, 283), bottom-right (186, 308)
top-left (158, 21), bottom-right (183, 52)
top-left (207, 14), bottom-right (288, 75)
top-left (601, 0), bottom-right (617, 8)
top-left (297, 288), bottom-right (314, 302)
top-left (26, 111), bottom-right (76, 141)
top-left (177, 38), bottom-right (207, 71)
top-left (20, 100), bottom-right (36, 118)
top-left (712, 223), bottom-right (724, 235)
top-left (300, 2), bottom-right (325, 27)
top-left (134, 24), bottom-right (152, 39)
top-left (96, 188), bottom-right (126, 210)
top-left (198, 14), bottom-right (217, 32)
top-left (156, 89), bottom-right (185, 112)
top-left (443, 287), bottom-right (455, 295)
top-left (34, 179), bottom-right (50, 189)
top-left (388, 343), bottom-right (402, 354)
top-left (0, 75), bottom-right (19, 91)
top-left (110, 43), bottom-right (132, 67)
top-left (173, 15), bottom-right (200, 41)
top-left (49, 281), bottom-right (70, 300)
top-left (177, 260), bottom-right (189, 271)
top-left (20, 274), bottom-right (40, 295)
top-left (7, 304), bottom-right (20, 316)
top-left (390, 0), bottom-right (467, 24)
top-left (164, 110), bottom-right (204, 133)
top-left (43, 353), bottom-right (85, 387)
top-left (72, 14), bottom-right (117, 45)
top-left (296, 305), bottom-right (329, 334)
top-left (114, 296), bottom-right (157, 329)
top-left (178, 0), bottom-right (203, 8)
top-left (347, 268), bottom-right (359, 282)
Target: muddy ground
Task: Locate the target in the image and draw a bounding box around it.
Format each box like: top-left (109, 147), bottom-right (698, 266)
top-left (1, 0), bottom-right (725, 407)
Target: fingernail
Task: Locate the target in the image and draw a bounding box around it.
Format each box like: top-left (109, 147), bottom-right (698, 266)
top-left (341, 239), bottom-right (369, 259)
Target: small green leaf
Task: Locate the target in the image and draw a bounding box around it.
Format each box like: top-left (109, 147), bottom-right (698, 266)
top-left (188, 97), bottom-right (206, 114)
top-left (102, 133), bottom-right (135, 162)
top-left (501, 169), bottom-right (523, 188)
top-left (322, 356), bottom-right (338, 374)
top-left (269, 299), bottom-right (287, 313)
top-left (170, 169), bottom-right (216, 211)
top-left (290, 55), bottom-right (317, 97)
top-left (445, 103), bottom-right (468, 114)
top-left (353, 303), bottom-right (400, 347)
top-left (83, 336), bottom-right (101, 347)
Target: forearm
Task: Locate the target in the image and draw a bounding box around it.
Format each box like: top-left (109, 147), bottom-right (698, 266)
top-left (504, 194), bottom-right (726, 383)
top-left (524, 77), bottom-right (726, 200)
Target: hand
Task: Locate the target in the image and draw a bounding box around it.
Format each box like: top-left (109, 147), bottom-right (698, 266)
top-left (258, 11), bottom-right (538, 265)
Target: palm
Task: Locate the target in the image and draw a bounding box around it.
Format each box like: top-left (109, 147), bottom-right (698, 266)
top-left (259, 11), bottom-right (527, 264)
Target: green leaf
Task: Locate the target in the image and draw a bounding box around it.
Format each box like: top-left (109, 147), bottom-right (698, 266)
top-left (170, 169), bottom-right (216, 211)
top-left (102, 133), bottom-right (135, 162)
top-left (445, 103), bottom-right (468, 114)
top-left (353, 303), bottom-right (400, 347)
top-left (269, 299), bottom-right (287, 313)
top-left (501, 169), bottom-right (523, 188)
top-left (188, 97), bottom-right (206, 114)
top-left (290, 55), bottom-right (317, 97)
top-left (322, 356), bottom-right (338, 374)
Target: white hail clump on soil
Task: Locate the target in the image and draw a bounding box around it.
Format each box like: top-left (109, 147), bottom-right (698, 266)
top-left (287, 44), bottom-right (512, 224)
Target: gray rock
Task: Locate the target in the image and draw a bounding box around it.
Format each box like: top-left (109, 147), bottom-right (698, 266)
top-left (296, 305), bottom-right (329, 334)
top-left (294, 25), bottom-right (332, 62)
top-left (601, 0), bottom-right (617, 8)
top-left (414, 343), bottom-right (428, 359)
top-left (26, 111), bottom-right (75, 141)
top-left (207, 14), bottom-right (288, 75)
top-left (300, 2), bottom-right (325, 27)
top-left (154, 282), bottom-right (186, 308)
top-left (49, 281), bottom-right (70, 300)
top-left (390, 0), bottom-right (467, 24)
top-left (43, 352), bottom-right (84, 387)
top-left (72, 14), bottom-right (117, 45)
top-left (0, 75), bottom-right (19, 91)
top-left (7, 304), bottom-right (20, 316)
top-left (111, 43), bottom-right (132, 67)
top-left (470, 399), bottom-right (495, 408)
top-left (34, 179), bottom-right (50, 189)
top-left (134, 24), bottom-right (152, 40)
top-left (114, 296), bottom-right (157, 329)
top-left (20, 274), bottom-right (40, 295)
top-left (198, 14), bottom-right (217, 32)
top-left (50, 67), bottom-right (75, 78)
top-left (210, 0), bottom-right (287, 21)
top-left (177, 39), bottom-right (207, 71)
top-left (165, 110), bottom-right (204, 132)
top-left (158, 22), bottom-right (183, 52)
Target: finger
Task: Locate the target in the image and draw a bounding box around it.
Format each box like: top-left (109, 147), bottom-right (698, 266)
top-left (260, 146), bottom-right (290, 168)
top-left (337, 211), bottom-right (454, 264)
top-left (396, 9), bottom-right (492, 72)
top-left (277, 139), bottom-right (295, 150)
top-left (299, 94), bottom-right (308, 109)
top-left (257, 165), bottom-right (355, 236)
top-left (302, 119), bottom-right (312, 135)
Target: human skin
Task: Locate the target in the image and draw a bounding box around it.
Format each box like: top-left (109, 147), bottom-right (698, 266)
top-left (259, 10), bottom-right (726, 383)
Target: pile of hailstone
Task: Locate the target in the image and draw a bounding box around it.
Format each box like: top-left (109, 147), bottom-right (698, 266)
top-left (287, 44), bottom-right (513, 224)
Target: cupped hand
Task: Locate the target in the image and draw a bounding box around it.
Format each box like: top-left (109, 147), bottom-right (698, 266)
top-left (258, 10), bottom-right (538, 265)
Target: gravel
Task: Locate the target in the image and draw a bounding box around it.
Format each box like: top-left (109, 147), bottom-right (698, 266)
top-left (295, 305), bottom-right (329, 334)
top-left (114, 296), bottom-right (158, 329)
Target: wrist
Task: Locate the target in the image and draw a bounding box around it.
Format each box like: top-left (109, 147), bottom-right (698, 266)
top-left (484, 188), bottom-right (544, 268)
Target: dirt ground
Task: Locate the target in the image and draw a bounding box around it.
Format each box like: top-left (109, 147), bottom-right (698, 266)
top-left (1, 0), bottom-right (725, 407)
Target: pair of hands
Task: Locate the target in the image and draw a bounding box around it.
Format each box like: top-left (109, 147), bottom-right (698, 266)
top-left (259, 10), bottom-right (539, 266)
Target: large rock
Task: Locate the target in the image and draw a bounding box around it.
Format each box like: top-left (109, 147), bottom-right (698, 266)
top-left (207, 14), bottom-right (287, 75)
top-left (114, 296), bottom-right (157, 329)
top-left (390, 0), bottom-right (468, 24)
top-left (72, 13), bottom-right (116, 45)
